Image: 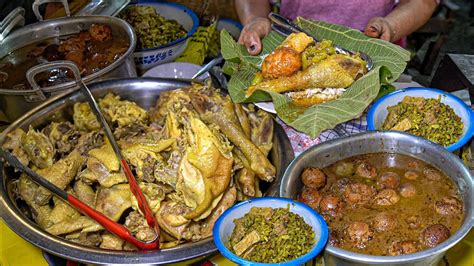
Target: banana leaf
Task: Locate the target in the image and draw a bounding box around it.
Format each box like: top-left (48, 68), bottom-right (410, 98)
top-left (221, 17), bottom-right (410, 138)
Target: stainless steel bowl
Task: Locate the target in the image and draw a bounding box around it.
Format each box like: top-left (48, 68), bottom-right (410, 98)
top-left (280, 131), bottom-right (473, 266)
top-left (0, 78), bottom-right (294, 265)
top-left (0, 15), bottom-right (137, 122)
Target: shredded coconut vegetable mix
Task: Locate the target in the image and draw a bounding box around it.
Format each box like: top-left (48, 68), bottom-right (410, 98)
top-left (382, 96), bottom-right (463, 146)
top-left (119, 5), bottom-right (187, 49)
top-left (228, 206), bottom-right (315, 263)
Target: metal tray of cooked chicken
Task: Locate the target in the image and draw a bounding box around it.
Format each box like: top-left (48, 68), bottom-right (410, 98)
top-left (0, 78), bottom-right (293, 265)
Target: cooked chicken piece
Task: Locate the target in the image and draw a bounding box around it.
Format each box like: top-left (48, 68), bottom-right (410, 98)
top-left (234, 103), bottom-right (251, 138)
top-left (125, 211), bottom-right (157, 242)
top-left (89, 142), bottom-right (120, 172)
top-left (236, 167), bottom-right (257, 197)
top-left (156, 201), bottom-right (192, 239)
top-left (17, 175), bottom-right (53, 228)
top-left (248, 107), bottom-right (274, 156)
top-left (42, 121), bottom-right (81, 155)
top-left (100, 233), bottom-right (124, 250)
top-left (281, 32), bottom-right (314, 53)
top-left (95, 184), bottom-right (132, 221)
top-left (246, 55), bottom-right (357, 97)
top-left (81, 157), bottom-right (127, 188)
top-left (73, 102), bottom-right (100, 131)
top-left (46, 216), bottom-right (98, 236)
top-left (121, 139), bottom-right (174, 182)
top-left (22, 126), bottom-right (55, 169)
top-left (200, 186), bottom-right (237, 238)
top-left (99, 93), bottom-right (148, 127)
top-left (73, 179), bottom-right (96, 207)
top-left (1, 128), bottom-right (29, 166)
top-left (34, 151), bottom-right (85, 205)
top-left (190, 89), bottom-right (275, 181)
top-left (130, 183), bottom-right (165, 214)
top-left (49, 196), bottom-right (81, 225)
top-left (73, 131), bottom-right (104, 155)
top-left (261, 47), bottom-right (301, 79)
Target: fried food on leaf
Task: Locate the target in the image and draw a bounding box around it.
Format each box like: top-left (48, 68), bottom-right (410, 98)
top-left (246, 55), bottom-right (355, 97)
top-left (262, 47), bottom-right (301, 79)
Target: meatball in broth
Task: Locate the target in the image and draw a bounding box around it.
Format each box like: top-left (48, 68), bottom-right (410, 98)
top-left (298, 153), bottom-right (464, 256)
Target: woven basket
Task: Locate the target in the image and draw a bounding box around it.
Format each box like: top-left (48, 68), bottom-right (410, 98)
top-left (168, 0), bottom-right (239, 21)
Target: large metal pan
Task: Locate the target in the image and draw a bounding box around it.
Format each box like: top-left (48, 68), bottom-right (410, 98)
top-left (0, 78), bottom-right (294, 265)
top-left (280, 131), bottom-right (473, 266)
top-left (0, 15), bottom-right (137, 122)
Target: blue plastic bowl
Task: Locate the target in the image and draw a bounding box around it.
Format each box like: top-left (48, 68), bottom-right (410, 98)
top-left (367, 87), bottom-right (474, 152)
top-left (126, 1), bottom-right (199, 70)
top-left (213, 197), bottom-right (329, 266)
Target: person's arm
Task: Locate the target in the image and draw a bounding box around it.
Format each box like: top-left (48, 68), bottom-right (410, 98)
top-left (364, 0), bottom-right (438, 42)
top-left (236, 0), bottom-right (272, 55)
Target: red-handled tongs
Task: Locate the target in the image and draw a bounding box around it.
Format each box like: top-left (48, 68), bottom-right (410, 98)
top-left (0, 61), bottom-right (160, 250)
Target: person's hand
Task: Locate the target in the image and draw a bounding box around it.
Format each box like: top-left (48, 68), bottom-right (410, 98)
top-left (364, 17), bottom-right (396, 42)
top-left (238, 17), bottom-right (271, 55)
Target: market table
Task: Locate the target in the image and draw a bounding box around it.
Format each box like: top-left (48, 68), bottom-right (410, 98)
top-left (1, 80), bottom-right (473, 266)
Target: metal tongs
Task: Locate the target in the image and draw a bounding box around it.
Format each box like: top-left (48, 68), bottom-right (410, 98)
top-left (268, 12), bottom-right (374, 71)
top-left (0, 61), bottom-right (160, 250)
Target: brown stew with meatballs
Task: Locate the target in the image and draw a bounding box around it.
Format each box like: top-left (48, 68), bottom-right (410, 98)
top-left (0, 23), bottom-right (129, 91)
top-left (299, 153), bottom-right (464, 256)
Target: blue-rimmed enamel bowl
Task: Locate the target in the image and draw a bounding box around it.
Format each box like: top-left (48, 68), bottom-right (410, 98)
top-left (367, 87), bottom-right (474, 152)
top-left (213, 197), bottom-right (328, 266)
top-left (125, 1), bottom-right (199, 71)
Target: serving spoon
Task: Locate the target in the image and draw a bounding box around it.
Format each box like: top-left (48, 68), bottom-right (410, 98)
top-left (268, 13), bottom-right (374, 71)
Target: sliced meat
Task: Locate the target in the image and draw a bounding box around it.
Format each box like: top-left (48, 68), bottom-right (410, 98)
top-left (301, 167), bottom-right (327, 189)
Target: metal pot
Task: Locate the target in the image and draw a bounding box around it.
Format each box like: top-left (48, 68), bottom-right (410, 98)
top-left (0, 15), bottom-right (137, 122)
top-left (280, 131), bottom-right (473, 266)
top-left (0, 78), bottom-right (294, 265)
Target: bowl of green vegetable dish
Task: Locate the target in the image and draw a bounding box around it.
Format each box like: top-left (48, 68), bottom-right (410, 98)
top-left (119, 1), bottom-right (198, 71)
top-left (367, 87), bottom-right (474, 152)
top-left (213, 197), bottom-right (329, 265)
